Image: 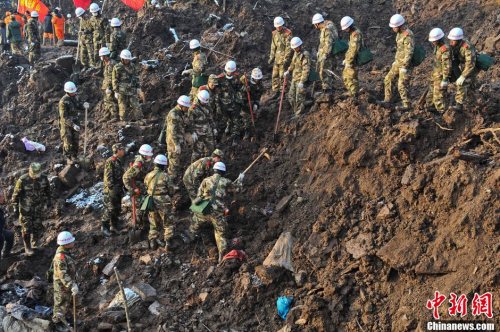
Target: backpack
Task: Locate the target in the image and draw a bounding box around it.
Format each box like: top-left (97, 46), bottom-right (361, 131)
top-left (332, 39), bottom-right (348, 55)
top-left (476, 53), bottom-right (495, 71)
top-left (411, 45), bottom-right (426, 67)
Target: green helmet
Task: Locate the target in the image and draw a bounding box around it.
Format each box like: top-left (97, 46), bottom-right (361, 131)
top-left (28, 162), bottom-right (42, 178)
top-left (112, 143), bottom-right (124, 154)
top-left (208, 74), bottom-right (219, 85)
top-left (212, 149), bottom-right (224, 158)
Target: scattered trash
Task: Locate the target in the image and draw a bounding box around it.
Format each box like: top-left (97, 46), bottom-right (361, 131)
top-left (222, 23), bottom-right (234, 31)
top-left (141, 59), bottom-right (160, 70)
top-left (222, 249), bottom-right (247, 262)
top-left (276, 296), bottom-right (293, 320)
top-left (251, 274), bottom-right (263, 287)
top-left (169, 28), bottom-right (179, 42)
top-left (66, 182), bottom-right (104, 209)
top-left (21, 137), bottom-right (45, 152)
top-left (33, 306), bottom-right (52, 319)
top-left (263, 232), bottom-right (294, 272)
top-left (108, 288), bottom-right (141, 309)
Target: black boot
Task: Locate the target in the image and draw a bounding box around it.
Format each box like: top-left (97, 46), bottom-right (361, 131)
top-left (149, 239), bottom-right (158, 250)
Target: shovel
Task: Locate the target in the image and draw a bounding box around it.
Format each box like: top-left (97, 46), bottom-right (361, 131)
top-left (128, 195), bottom-right (142, 244)
top-left (73, 294), bottom-right (77, 332)
top-left (243, 75), bottom-right (255, 127)
top-left (79, 102), bottom-right (92, 169)
top-left (234, 147), bottom-right (270, 183)
top-left (273, 75), bottom-right (287, 142)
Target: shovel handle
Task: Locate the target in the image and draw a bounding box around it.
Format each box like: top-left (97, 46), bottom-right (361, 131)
top-left (244, 75), bottom-right (255, 126)
top-left (274, 75), bottom-right (287, 135)
top-left (73, 294), bottom-right (77, 332)
top-left (131, 195), bottom-right (137, 228)
top-left (239, 147), bottom-right (268, 178)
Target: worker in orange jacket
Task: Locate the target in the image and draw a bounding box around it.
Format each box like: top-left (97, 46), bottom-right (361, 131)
top-left (51, 8), bottom-right (65, 46)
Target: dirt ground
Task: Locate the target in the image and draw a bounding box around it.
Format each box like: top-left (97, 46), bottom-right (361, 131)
top-left (0, 0), bottom-right (498, 331)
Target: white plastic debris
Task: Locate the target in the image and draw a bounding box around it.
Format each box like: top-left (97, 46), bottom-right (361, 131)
top-left (222, 23), bottom-right (234, 31)
top-left (21, 137), bottom-right (45, 152)
top-left (169, 28), bottom-right (180, 42)
top-left (108, 288), bottom-right (141, 309)
top-left (66, 182), bottom-right (104, 209)
top-left (263, 231), bottom-right (294, 272)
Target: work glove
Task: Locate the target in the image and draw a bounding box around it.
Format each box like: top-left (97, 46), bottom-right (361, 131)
top-left (297, 82), bottom-right (304, 89)
top-left (105, 88), bottom-right (112, 95)
top-left (456, 75), bottom-right (465, 86)
top-left (253, 103), bottom-right (258, 112)
top-left (83, 102), bottom-right (90, 109)
top-left (191, 132), bottom-right (198, 143)
top-left (237, 173), bottom-right (245, 183)
top-left (399, 67), bottom-right (408, 75)
top-left (175, 144), bottom-right (181, 154)
top-left (268, 58), bottom-right (273, 65)
top-left (182, 69), bottom-right (192, 76)
top-left (114, 92), bottom-right (119, 99)
top-left (284, 71), bottom-right (290, 78)
top-left (71, 284), bottom-right (79, 295)
top-left (73, 124), bottom-right (80, 132)
top-left (213, 128), bottom-right (218, 137)
top-left (440, 80), bottom-right (449, 89)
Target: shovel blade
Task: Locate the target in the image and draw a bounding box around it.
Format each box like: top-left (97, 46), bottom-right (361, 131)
top-left (128, 228), bottom-right (142, 244)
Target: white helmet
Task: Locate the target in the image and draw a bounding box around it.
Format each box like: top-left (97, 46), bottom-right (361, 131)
top-left (64, 81), bottom-right (77, 93)
top-left (225, 60), bottom-right (237, 73)
top-left (154, 154), bottom-right (168, 165)
top-left (290, 37), bottom-right (303, 49)
top-left (389, 14), bottom-right (405, 28)
top-left (274, 16), bottom-right (284, 28)
top-left (428, 28), bottom-right (445, 42)
top-left (251, 68), bottom-right (263, 80)
top-left (341, 16), bottom-right (354, 30)
top-left (447, 27), bottom-right (464, 41)
top-left (189, 39), bottom-right (201, 49)
top-left (89, 3), bottom-right (100, 13)
top-left (67, 14), bottom-right (72, 18)
top-left (75, 7), bottom-right (85, 17)
top-left (139, 144), bottom-right (153, 157)
top-left (31, 11), bottom-right (39, 18)
top-left (120, 49), bottom-right (133, 60)
top-left (57, 231), bottom-right (75, 245)
top-left (177, 95), bottom-right (191, 108)
top-left (110, 18), bottom-right (122, 27)
top-left (197, 90), bottom-right (210, 104)
top-left (312, 13), bottom-right (324, 25)
top-left (99, 47), bottom-right (110, 56)
top-left (213, 162), bottom-right (226, 172)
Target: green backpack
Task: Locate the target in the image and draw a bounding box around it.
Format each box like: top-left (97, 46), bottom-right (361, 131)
top-left (411, 45), bottom-right (426, 67)
top-left (140, 172), bottom-right (161, 212)
top-left (332, 39), bottom-right (349, 55)
top-left (192, 74), bottom-right (209, 88)
top-left (476, 53), bottom-right (495, 71)
top-left (189, 176), bottom-right (220, 215)
top-left (357, 47), bottom-right (373, 66)
top-left (308, 68), bottom-right (320, 82)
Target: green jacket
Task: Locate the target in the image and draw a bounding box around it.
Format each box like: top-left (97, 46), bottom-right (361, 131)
top-left (7, 20), bottom-right (22, 42)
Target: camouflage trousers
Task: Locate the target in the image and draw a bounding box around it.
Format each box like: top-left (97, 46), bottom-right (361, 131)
top-left (342, 65), bottom-right (359, 97)
top-left (93, 37), bottom-right (106, 64)
top-left (426, 78), bottom-right (448, 112)
top-left (103, 90), bottom-right (118, 120)
top-left (167, 150), bottom-right (189, 183)
top-left (28, 42), bottom-right (41, 63)
top-left (182, 180), bottom-right (197, 201)
top-left (240, 108), bottom-right (253, 133)
top-left (189, 212), bottom-right (228, 255)
top-left (272, 62), bottom-right (286, 92)
top-left (221, 106), bottom-right (243, 139)
top-left (455, 74), bottom-right (475, 105)
top-left (191, 135), bottom-right (214, 163)
top-left (10, 41), bottom-right (22, 55)
top-left (19, 210), bottom-right (43, 240)
top-left (384, 63), bottom-right (411, 107)
top-left (101, 192), bottom-right (122, 229)
top-left (288, 81), bottom-right (306, 116)
top-left (148, 198), bottom-right (174, 241)
top-left (61, 131), bottom-right (79, 161)
top-left (52, 281), bottom-right (71, 324)
top-left (318, 56), bottom-right (334, 90)
top-left (117, 94), bottom-right (143, 122)
top-left (79, 37), bottom-right (95, 67)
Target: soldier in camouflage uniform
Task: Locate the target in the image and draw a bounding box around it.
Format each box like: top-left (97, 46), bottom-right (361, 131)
top-left (199, 74), bottom-right (223, 142)
top-left (165, 95), bottom-right (191, 182)
top-left (76, 8), bottom-right (95, 67)
top-left (109, 18), bottom-right (127, 61)
top-left (6, 16), bottom-right (23, 55)
top-left (341, 16), bottom-right (363, 100)
top-left (183, 149), bottom-right (223, 201)
top-left (11, 163), bottom-right (51, 255)
top-left (448, 28), bottom-right (477, 111)
top-left (101, 143), bottom-right (125, 237)
top-left (285, 37), bottom-right (311, 117)
top-left (99, 47), bottom-right (118, 121)
top-left (239, 68), bottom-right (264, 138)
top-left (378, 14), bottom-right (415, 111)
top-left (112, 49), bottom-right (143, 122)
top-left (24, 12), bottom-right (41, 63)
top-left (89, 3), bottom-right (109, 65)
top-left (58, 82), bottom-right (87, 163)
top-left (426, 28), bottom-right (451, 112)
top-left (312, 13), bottom-right (338, 95)
top-left (269, 16), bottom-right (293, 94)
top-left (51, 231), bottom-right (78, 331)
top-left (218, 61), bottom-right (245, 143)
top-left (182, 39), bottom-right (208, 99)
top-left (144, 155), bottom-right (176, 250)
top-left (189, 90), bottom-right (216, 162)
top-left (191, 162), bottom-right (243, 262)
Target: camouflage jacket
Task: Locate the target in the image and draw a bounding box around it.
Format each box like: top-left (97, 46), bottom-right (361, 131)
top-left (109, 30), bottom-right (127, 59)
top-left (269, 27), bottom-right (293, 65)
top-left (317, 20), bottom-right (338, 59)
top-left (452, 39), bottom-right (476, 78)
top-left (58, 94), bottom-right (83, 136)
top-left (78, 17), bottom-right (93, 40)
top-left (239, 74), bottom-right (264, 106)
top-left (197, 173), bottom-right (240, 213)
top-left (198, 85), bottom-right (222, 115)
top-left (53, 246), bottom-right (77, 289)
top-left (189, 102), bottom-right (215, 137)
top-left (345, 27), bottom-right (363, 66)
top-left (288, 50), bottom-right (311, 83)
top-left (217, 73), bottom-right (244, 109)
top-left (11, 173), bottom-right (50, 214)
top-left (165, 105), bottom-right (189, 152)
top-left (103, 155), bottom-right (124, 194)
top-left (89, 15), bottom-right (109, 43)
top-left (24, 18), bottom-right (40, 43)
top-left (432, 43), bottom-right (452, 81)
top-left (123, 155), bottom-right (150, 193)
top-left (183, 156), bottom-right (216, 189)
top-left (112, 62), bottom-right (139, 95)
top-left (102, 59), bottom-right (116, 90)
top-left (394, 28), bottom-right (414, 68)
top-left (144, 167), bottom-right (176, 198)
top-left (192, 50), bottom-right (208, 79)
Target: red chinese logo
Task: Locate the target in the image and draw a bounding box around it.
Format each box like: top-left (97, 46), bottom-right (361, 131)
top-left (426, 292), bottom-right (493, 319)
top-left (426, 291), bottom-right (447, 319)
top-left (448, 293), bottom-right (468, 317)
top-left (472, 292), bottom-right (493, 319)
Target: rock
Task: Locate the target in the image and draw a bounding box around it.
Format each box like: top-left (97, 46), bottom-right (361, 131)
top-left (376, 203), bottom-right (394, 220)
top-left (131, 283), bottom-right (157, 301)
top-left (345, 233), bottom-right (373, 259)
top-left (2, 316), bottom-right (50, 332)
top-left (199, 292), bottom-right (209, 302)
top-left (377, 231), bottom-right (423, 271)
top-left (275, 195), bottom-right (293, 213)
top-left (206, 266), bottom-right (215, 278)
top-left (398, 120), bottom-right (421, 137)
top-left (294, 270), bottom-right (307, 287)
top-left (295, 318), bottom-right (307, 325)
top-left (58, 163), bottom-right (84, 188)
top-left (97, 322), bottom-right (113, 330)
top-left (263, 231), bottom-right (294, 272)
top-left (139, 254), bottom-right (152, 265)
top-left (401, 165), bottom-right (415, 185)
top-left (6, 260), bottom-right (33, 280)
top-left (483, 35), bottom-right (500, 53)
top-left (148, 301), bottom-right (161, 316)
top-left (102, 255), bottom-right (123, 276)
top-left (55, 55), bottom-right (75, 70)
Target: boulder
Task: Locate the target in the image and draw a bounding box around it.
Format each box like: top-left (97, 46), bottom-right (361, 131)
top-left (131, 283), bottom-right (157, 301)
